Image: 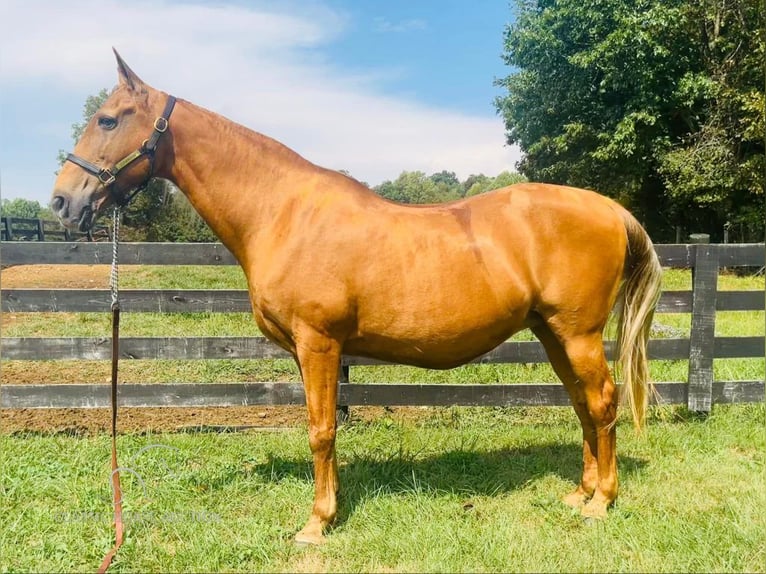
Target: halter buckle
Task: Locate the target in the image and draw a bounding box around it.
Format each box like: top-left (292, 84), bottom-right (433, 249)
top-left (98, 169), bottom-right (117, 186)
top-left (154, 117), bottom-right (169, 133)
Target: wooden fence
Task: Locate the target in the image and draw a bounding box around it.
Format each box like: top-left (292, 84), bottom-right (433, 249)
top-left (0, 217), bottom-right (106, 242)
top-left (0, 242), bottom-right (763, 412)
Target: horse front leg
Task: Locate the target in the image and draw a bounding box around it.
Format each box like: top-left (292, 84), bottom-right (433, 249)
top-left (293, 331), bottom-right (342, 545)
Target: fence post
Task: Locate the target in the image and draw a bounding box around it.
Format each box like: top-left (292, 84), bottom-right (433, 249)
top-left (36, 219), bottom-right (45, 241)
top-left (686, 242), bottom-right (719, 413)
top-left (3, 217), bottom-right (13, 241)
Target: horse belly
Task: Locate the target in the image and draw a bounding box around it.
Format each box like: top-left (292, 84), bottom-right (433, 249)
top-left (346, 278), bottom-right (531, 369)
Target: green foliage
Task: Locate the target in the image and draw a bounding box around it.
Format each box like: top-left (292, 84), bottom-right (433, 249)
top-left (496, 0), bottom-right (765, 241)
top-left (375, 170), bottom-right (525, 204)
top-left (375, 171), bottom-right (460, 204)
top-left (146, 189), bottom-right (219, 243)
top-left (465, 171), bottom-right (528, 196)
top-left (0, 198), bottom-right (49, 219)
top-left (116, 182), bottom-right (217, 243)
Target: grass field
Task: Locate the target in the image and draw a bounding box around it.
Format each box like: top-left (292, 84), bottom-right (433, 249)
top-left (1, 404), bottom-right (764, 572)
top-left (1, 265), bottom-right (764, 571)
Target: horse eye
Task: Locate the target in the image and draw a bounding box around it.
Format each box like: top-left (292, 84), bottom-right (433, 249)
top-left (98, 116), bottom-right (117, 130)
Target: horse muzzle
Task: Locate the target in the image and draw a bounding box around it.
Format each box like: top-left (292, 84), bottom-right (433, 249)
top-left (51, 190), bottom-right (107, 232)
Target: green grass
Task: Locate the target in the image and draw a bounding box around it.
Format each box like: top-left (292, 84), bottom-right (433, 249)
top-left (1, 404), bottom-right (763, 572)
top-left (121, 265), bottom-right (249, 290)
top-left (2, 264), bottom-right (763, 569)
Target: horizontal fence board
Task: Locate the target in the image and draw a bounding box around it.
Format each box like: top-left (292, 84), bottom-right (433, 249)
top-left (2, 242), bottom-right (762, 267)
top-left (3, 288), bottom-right (762, 314)
top-left (0, 336), bottom-right (292, 360)
top-left (716, 291), bottom-right (764, 311)
top-left (0, 337), bottom-right (712, 362)
top-left (5, 218), bottom-right (42, 226)
top-left (655, 244), bottom-right (695, 267)
top-left (1, 242), bottom-right (238, 266)
top-left (717, 244), bottom-right (765, 267)
top-left (1, 289), bottom-right (251, 313)
top-left (713, 336), bottom-right (765, 358)
top-left (712, 381), bottom-right (765, 404)
top-left (1, 381), bottom-right (761, 409)
top-left (657, 291), bottom-right (692, 313)
top-left (5, 336), bottom-right (759, 363)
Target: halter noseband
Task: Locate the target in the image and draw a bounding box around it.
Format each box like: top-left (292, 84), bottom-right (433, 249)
top-left (66, 94), bottom-right (177, 206)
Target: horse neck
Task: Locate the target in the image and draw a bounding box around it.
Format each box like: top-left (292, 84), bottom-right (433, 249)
top-left (157, 97), bottom-right (315, 264)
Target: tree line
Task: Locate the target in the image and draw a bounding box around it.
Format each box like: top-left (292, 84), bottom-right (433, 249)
top-left (495, 0), bottom-right (764, 242)
top-left (1, 168), bottom-right (526, 242)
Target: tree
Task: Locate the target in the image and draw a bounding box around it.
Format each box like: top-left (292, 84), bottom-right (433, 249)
top-left (374, 171), bottom-right (526, 203)
top-left (657, 0), bottom-right (765, 240)
top-left (375, 171), bottom-right (461, 204)
top-left (0, 198), bottom-right (49, 219)
top-left (462, 174), bottom-right (490, 196)
top-left (465, 171), bottom-right (527, 197)
top-left (429, 170), bottom-right (464, 198)
top-left (143, 188), bottom-right (218, 243)
top-left (495, 0), bottom-right (764, 241)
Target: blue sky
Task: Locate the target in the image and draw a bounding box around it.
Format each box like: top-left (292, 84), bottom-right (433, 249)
top-left (0, 0), bottom-right (520, 206)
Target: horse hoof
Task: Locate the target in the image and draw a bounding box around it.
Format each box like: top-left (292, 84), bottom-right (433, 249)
top-left (581, 500), bottom-right (609, 520)
top-left (294, 527), bottom-right (325, 547)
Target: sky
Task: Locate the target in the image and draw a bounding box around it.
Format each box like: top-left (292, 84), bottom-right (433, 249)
top-left (0, 0), bottom-right (521, 206)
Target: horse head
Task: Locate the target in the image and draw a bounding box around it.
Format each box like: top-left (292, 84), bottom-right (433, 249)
top-left (51, 50), bottom-right (173, 231)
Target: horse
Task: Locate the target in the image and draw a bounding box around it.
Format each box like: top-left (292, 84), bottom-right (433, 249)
top-left (52, 50), bottom-right (662, 545)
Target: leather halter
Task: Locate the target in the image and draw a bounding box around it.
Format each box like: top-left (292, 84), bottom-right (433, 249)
top-left (66, 95), bottom-right (177, 206)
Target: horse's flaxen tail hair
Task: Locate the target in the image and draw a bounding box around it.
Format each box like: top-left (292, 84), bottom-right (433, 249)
top-left (615, 210), bottom-right (663, 430)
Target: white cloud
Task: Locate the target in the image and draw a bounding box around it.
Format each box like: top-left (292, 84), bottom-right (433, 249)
top-left (373, 17), bottom-right (428, 34)
top-left (0, 0), bottom-right (520, 195)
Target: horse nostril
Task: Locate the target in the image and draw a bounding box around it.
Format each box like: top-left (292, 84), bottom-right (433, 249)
top-left (51, 195), bottom-right (67, 214)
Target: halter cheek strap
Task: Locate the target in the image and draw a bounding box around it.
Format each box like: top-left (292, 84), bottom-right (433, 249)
top-left (66, 95), bottom-right (177, 205)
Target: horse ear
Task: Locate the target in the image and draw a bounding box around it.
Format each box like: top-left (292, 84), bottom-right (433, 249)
top-left (113, 48), bottom-right (145, 92)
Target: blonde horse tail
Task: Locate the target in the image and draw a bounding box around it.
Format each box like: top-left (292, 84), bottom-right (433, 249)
top-left (616, 210), bottom-right (663, 429)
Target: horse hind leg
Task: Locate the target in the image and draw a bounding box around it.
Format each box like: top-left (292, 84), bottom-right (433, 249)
top-left (533, 325), bottom-right (618, 518)
top-left (532, 324), bottom-right (598, 508)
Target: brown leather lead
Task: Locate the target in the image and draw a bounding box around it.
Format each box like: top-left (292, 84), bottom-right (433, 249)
top-left (97, 304), bottom-right (124, 573)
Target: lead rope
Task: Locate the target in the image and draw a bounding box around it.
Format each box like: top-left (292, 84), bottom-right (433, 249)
top-left (98, 207), bottom-right (124, 574)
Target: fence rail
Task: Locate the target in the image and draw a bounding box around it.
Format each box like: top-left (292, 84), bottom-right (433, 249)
top-left (1, 242), bottom-right (763, 411)
top-left (0, 217), bottom-right (107, 242)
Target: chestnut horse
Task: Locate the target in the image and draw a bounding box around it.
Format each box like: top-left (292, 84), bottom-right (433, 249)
top-left (53, 51), bottom-right (662, 544)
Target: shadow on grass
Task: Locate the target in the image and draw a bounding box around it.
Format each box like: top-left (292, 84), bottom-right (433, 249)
top-left (255, 442), bottom-right (647, 530)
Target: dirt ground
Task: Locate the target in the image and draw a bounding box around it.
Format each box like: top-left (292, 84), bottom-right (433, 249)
top-left (1, 264), bottom-right (112, 289)
top-left (0, 405), bottom-right (418, 435)
top-left (1, 264), bottom-right (421, 434)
